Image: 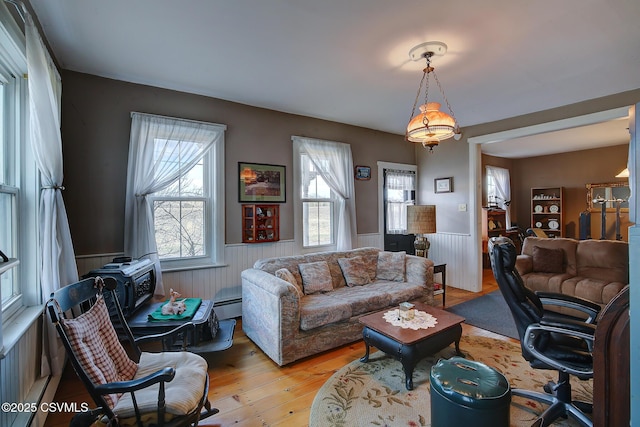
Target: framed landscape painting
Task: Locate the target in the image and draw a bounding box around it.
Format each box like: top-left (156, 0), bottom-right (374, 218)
top-left (238, 162), bottom-right (286, 203)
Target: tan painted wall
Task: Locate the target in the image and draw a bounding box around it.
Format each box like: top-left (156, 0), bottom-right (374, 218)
top-left (61, 71), bottom-right (416, 255)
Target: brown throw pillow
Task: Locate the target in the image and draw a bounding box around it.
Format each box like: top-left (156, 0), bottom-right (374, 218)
top-left (338, 256), bottom-right (371, 287)
top-left (532, 246), bottom-right (564, 274)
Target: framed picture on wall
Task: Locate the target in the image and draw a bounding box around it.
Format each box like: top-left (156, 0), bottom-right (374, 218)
top-left (435, 177), bottom-right (453, 193)
top-left (355, 165), bottom-right (371, 180)
top-left (238, 162), bottom-right (286, 202)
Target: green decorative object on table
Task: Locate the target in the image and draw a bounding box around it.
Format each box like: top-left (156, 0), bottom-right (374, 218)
top-left (148, 297), bottom-right (202, 321)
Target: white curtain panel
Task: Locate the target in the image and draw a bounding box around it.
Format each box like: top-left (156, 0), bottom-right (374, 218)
top-left (124, 113), bottom-right (224, 295)
top-left (293, 137), bottom-right (357, 250)
top-left (26, 13), bottom-right (78, 377)
top-left (487, 165), bottom-right (512, 228)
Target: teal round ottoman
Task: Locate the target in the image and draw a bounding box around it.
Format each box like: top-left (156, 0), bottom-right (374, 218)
top-left (430, 356), bottom-right (511, 427)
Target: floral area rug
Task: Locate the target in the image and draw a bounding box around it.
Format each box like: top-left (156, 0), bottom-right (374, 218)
top-left (310, 335), bottom-right (592, 427)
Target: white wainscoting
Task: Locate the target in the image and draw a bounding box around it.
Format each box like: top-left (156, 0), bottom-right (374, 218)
top-left (426, 232), bottom-right (480, 292)
top-left (0, 319), bottom-right (40, 427)
top-left (75, 233), bottom-right (477, 317)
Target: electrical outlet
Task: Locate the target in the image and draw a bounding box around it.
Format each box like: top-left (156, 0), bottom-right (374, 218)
top-left (458, 204), bottom-right (467, 212)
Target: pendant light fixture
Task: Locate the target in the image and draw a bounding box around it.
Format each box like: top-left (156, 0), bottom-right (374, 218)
top-left (406, 41), bottom-right (461, 151)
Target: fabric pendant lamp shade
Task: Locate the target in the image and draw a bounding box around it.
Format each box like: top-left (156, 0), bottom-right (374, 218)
top-left (406, 205), bottom-right (436, 258)
top-left (406, 205), bottom-right (437, 234)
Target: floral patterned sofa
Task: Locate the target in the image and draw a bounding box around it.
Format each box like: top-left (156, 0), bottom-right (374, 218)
top-left (241, 247), bottom-right (435, 365)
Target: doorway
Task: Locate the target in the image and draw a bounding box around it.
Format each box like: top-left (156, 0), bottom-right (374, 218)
top-left (377, 161), bottom-right (417, 252)
top-left (467, 107), bottom-right (630, 291)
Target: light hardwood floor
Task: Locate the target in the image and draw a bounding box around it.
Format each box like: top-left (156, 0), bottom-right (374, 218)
top-left (44, 269), bottom-right (506, 427)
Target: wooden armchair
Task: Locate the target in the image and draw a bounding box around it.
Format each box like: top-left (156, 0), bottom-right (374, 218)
top-left (47, 276), bottom-right (217, 427)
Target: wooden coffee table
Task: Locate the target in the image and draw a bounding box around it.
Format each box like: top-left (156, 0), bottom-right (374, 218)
top-left (359, 302), bottom-right (465, 390)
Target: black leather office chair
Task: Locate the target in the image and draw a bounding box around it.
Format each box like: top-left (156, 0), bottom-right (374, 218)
top-left (488, 236), bottom-right (601, 427)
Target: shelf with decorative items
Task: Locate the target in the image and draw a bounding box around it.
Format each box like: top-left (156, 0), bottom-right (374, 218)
top-left (531, 187), bottom-right (563, 237)
top-left (481, 208), bottom-right (506, 259)
top-left (242, 204), bottom-right (280, 243)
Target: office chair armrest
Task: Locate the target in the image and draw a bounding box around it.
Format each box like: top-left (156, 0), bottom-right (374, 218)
top-left (94, 367), bottom-right (176, 394)
top-left (134, 322), bottom-right (196, 350)
top-left (537, 291), bottom-right (601, 323)
top-left (538, 317), bottom-right (597, 336)
top-left (524, 322), bottom-right (595, 378)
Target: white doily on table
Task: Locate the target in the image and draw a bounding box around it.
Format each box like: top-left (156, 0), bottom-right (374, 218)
top-left (382, 309), bottom-right (438, 330)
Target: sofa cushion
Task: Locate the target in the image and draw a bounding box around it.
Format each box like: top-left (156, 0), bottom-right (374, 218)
top-left (366, 281), bottom-right (427, 306)
top-left (275, 268), bottom-right (303, 297)
top-left (576, 239), bottom-right (629, 284)
top-left (532, 246), bottom-right (564, 274)
top-left (376, 251), bottom-right (406, 281)
top-left (337, 256), bottom-right (371, 286)
top-left (299, 294), bottom-right (352, 331)
top-left (328, 285), bottom-right (391, 316)
top-left (299, 261), bottom-right (333, 294)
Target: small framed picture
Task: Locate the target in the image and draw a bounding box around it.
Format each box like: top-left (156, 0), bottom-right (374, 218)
top-left (355, 165), bottom-right (371, 181)
top-left (435, 177), bottom-right (453, 193)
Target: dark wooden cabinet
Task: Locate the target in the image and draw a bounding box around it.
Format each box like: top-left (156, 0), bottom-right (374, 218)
top-left (482, 208), bottom-right (506, 252)
top-left (242, 204), bottom-right (280, 243)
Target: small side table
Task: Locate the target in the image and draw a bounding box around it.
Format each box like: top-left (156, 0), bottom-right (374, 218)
top-left (128, 299), bottom-right (235, 353)
top-left (433, 264), bottom-right (446, 307)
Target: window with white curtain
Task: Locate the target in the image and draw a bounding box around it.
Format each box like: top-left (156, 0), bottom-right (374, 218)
top-left (292, 136), bottom-right (357, 251)
top-left (0, 4), bottom-right (36, 321)
top-left (385, 169), bottom-right (415, 234)
top-left (486, 165), bottom-right (512, 227)
top-left (125, 113), bottom-right (226, 280)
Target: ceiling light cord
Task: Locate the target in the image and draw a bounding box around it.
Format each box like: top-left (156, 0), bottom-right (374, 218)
top-left (407, 62), bottom-right (428, 133)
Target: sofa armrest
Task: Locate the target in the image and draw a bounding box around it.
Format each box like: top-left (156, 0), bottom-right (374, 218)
top-left (405, 255), bottom-right (434, 305)
top-left (241, 268), bottom-right (300, 365)
top-left (515, 254), bottom-right (533, 276)
top-left (405, 255), bottom-right (434, 286)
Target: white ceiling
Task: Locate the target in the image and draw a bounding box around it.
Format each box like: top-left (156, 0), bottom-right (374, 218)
top-left (29, 0), bottom-right (640, 157)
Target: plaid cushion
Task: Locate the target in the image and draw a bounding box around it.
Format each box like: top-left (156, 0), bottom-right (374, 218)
top-left (62, 295), bottom-right (138, 408)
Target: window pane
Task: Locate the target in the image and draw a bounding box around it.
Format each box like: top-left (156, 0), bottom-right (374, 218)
top-left (154, 200), bottom-right (205, 258)
top-left (1, 268), bottom-right (15, 306)
top-left (155, 150), bottom-right (204, 198)
top-left (303, 201), bottom-right (332, 246)
top-left (301, 155), bottom-right (331, 199)
top-left (0, 191), bottom-right (12, 249)
top-left (385, 170), bottom-right (415, 234)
